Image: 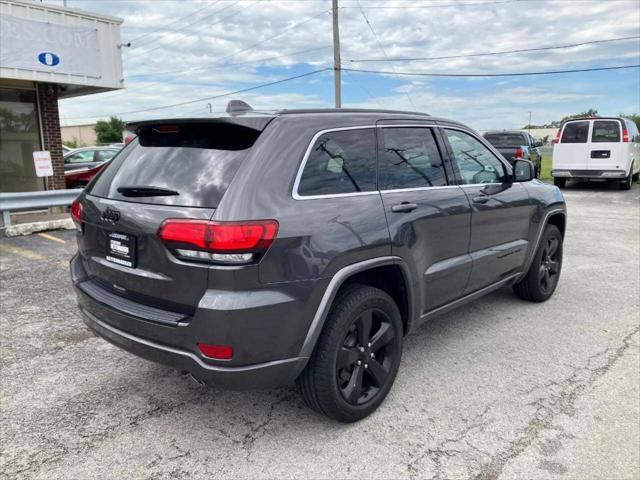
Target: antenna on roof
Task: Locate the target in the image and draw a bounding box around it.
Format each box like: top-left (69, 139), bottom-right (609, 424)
top-left (226, 100), bottom-right (253, 116)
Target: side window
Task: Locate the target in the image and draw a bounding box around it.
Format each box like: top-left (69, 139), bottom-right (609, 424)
top-left (65, 150), bottom-right (95, 164)
top-left (561, 121), bottom-right (589, 143)
top-left (379, 127), bottom-right (447, 189)
top-left (444, 129), bottom-right (507, 185)
top-left (97, 149), bottom-right (118, 161)
top-left (591, 120), bottom-right (620, 143)
top-left (297, 128), bottom-right (376, 196)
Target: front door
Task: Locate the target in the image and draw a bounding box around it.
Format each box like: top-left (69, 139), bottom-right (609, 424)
top-left (441, 127), bottom-right (534, 293)
top-left (378, 125), bottom-right (472, 314)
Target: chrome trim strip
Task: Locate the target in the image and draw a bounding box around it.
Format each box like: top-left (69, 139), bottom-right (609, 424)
top-left (292, 125), bottom-right (377, 200)
top-left (298, 256), bottom-right (403, 357)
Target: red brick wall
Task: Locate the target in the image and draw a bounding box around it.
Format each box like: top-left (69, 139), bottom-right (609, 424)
top-left (37, 83), bottom-right (65, 190)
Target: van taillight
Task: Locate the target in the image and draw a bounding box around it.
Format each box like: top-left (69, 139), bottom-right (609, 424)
top-left (622, 129), bottom-right (629, 142)
top-left (157, 219), bottom-right (278, 264)
top-left (554, 129), bottom-right (561, 144)
top-left (515, 147), bottom-right (524, 158)
top-left (71, 199), bottom-right (83, 224)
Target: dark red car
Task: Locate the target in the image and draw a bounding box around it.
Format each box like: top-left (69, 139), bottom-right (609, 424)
top-left (65, 161), bottom-right (108, 189)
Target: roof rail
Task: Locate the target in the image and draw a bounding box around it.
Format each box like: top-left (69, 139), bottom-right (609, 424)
top-left (277, 108), bottom-right (431, 117)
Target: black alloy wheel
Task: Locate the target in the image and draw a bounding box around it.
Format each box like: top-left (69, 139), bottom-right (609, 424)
top-left (538, 235), bottom-right (560, 295)
top-left (337, 308), bottom-right (397, 405)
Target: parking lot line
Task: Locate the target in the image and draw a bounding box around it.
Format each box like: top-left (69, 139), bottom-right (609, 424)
top-left (0, 243), bottom-right (46, 261)
top-left (37, 232), bottom-right (66, 244)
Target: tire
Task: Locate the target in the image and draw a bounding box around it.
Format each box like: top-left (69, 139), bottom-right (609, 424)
top-left (298, 284), bottom-right (403, 423)
top-left (513, 224), bottom-right (563, 302)
top-left (620, 165), bottom-right (633, 190)
top-left (553, 177), bottom-right (566, 188)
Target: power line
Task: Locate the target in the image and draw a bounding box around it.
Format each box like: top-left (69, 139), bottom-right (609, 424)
top-left (342, 64), bottom-right (640, 77)
top-left (62, 68), bottom-right (330, 120)
top-left (355, 0), bottom-right (416, 109)
top-left (126, 1), bottom-right (245, 60)
top-left (125, 1), bottom-right (221, 47)
top-left (341, 0), bottom-right (517, 8)
top-left (348, 36), bottom-right (640, 63)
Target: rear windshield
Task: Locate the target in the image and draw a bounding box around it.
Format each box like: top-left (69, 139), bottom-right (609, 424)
top-left (87, 122), bottom-right (261, 207)
top-left (561, 121), bottom-right (589, 143)
top-left (483, 133), bottom-right (526, 147)
top-left (591, 120), bottom-right (620, 143)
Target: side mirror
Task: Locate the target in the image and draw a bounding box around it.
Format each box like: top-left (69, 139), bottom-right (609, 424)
top-left (513, 159), bottom-right (534, 182)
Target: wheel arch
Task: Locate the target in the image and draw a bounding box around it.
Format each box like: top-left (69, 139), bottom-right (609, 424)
top-left (298, 257), bottom-right (415, 360)
top-left (520, 208), bottom-right (567, 279)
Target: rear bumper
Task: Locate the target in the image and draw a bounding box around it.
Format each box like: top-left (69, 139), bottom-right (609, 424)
top-left (70, 254), bottom-right (315, 389)
top-left (552, 169), bottom-right (627, 179)
top-left (81, 306), bottom-right (306, 389)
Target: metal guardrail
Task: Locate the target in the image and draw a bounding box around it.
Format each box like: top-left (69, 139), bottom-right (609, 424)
top-left (0, 189), bottom-right (83, 227)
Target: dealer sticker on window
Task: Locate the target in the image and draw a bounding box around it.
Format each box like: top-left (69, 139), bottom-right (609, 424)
top-left (106, 232), bottom-right (136, 268)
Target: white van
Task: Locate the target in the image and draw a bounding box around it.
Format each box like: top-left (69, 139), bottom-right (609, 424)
top-left (552, 117), bottom-right (640, 190)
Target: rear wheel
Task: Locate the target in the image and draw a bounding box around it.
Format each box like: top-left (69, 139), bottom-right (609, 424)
top-left (513, 224), bottom-right (563, 302)
top-left (298, 284), bottom-right (403, 423)
top-left (553, 177), bottom-right (566, 188)
top-left (620, 165), bottom-right (633, 190)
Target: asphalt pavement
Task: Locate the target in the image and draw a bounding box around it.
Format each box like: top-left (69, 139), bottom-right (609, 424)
top-left (1, 182), bottom-right (638, 480)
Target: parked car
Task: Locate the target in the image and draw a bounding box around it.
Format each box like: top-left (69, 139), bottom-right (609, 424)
top-left (65, 161), bottom-right (109, 189)
top-left (483, 130), bottom-right (543, 177)
top-left (63, 146), bottom-right (121, 172)
top-left (62, 145), bottom-right (74, 155)
top-left (552, 117), bottom-right (640, 190)
top-left (70, 108), bottom-right (567, 422)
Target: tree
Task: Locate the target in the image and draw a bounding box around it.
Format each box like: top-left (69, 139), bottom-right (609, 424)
top-left (94, 116), bottom-right (126, 144)
top-left (522, 109), bottom-right (599, 129)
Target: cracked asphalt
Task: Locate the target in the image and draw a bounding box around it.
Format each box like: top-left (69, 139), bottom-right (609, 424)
top-left (1, 183), bottom-right (639, 480)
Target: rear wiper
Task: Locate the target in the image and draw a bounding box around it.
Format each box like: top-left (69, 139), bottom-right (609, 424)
top-left (117, 185), bottom-right (179, 197)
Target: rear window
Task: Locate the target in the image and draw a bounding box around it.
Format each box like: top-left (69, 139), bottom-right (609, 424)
top-left (88, 122), bottom-right (261, 207)
top-left (483, 133), bottom-right (526, 147)
top-left (591, 120), bottom-right (620, 143)
top-left (561, 121), bottom-right (589, 143)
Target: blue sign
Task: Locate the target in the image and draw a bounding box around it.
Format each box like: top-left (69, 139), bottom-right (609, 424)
top-left (37, 52), bottom-right (60, 67)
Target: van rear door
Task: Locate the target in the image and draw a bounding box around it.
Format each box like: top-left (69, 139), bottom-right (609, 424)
top-left (589, 119), bottom-right (624, 171)
top-left (553, 120), bottom-right (591, 171)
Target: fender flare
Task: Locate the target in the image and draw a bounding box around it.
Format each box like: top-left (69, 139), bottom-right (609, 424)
top-left (519, 207), bottom-right (566, 279)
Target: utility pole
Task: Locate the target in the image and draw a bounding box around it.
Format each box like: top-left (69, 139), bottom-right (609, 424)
top-left (332, 0), bottom-right (341, 108)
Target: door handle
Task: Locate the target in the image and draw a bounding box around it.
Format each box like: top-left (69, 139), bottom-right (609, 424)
top-left (391, 202), bottom-right (418, 213)
top-left (472, 195), bottom-right (490, 204)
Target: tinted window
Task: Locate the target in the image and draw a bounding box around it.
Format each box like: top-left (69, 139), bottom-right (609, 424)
top-left (561, 121), bottom-right (589, 143)
top-left (88, 122), bottom-right (261, 207)
top-left (591, 120), bottom-right (620, 143)
top-left (380, 127), bottom-right (447, 189)
top-left (444, 129), bottom-right (506, 184)
top-left (65, 150), bottom-right (94, 164)
top-left (297, 128), bottom-right (376, 196)
top-left (483, 133), bottom-right (526, 147)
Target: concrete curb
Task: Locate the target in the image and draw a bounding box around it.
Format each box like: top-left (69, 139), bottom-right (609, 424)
top-left (3, 218), bottom-right (75, 237)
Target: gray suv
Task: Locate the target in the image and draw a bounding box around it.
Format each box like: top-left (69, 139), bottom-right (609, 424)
top-left (70, 108), bottom-right (567, 422)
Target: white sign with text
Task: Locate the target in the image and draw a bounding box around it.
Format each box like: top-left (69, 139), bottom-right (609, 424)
top-left (33, 151), bottom-right (54, 178)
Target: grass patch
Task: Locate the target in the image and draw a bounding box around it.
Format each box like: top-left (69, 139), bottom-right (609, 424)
top-left (539, 155), bottom-right (552, 182)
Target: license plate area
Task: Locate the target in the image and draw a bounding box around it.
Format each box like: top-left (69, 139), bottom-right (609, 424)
top-left (106, 232), bottom-right (137, 268)
top-left (590, 150), bottom-right (610, 159)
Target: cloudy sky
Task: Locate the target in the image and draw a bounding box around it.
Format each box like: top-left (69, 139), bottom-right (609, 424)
top-left (56, 0), bottom-right (640, 130)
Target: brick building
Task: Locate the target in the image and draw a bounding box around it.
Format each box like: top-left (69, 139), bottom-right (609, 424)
top-left (0, 0), bottom-right (123, 192)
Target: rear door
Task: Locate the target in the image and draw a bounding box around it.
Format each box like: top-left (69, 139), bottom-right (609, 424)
top-left (79, 120), bottom-right (267, 311)
top-left (589, 119), bottom-right (624, 171)
top-left (553, 120), bottom-right (591, 171)
top-left (377, 124), bottom-right (472, 313)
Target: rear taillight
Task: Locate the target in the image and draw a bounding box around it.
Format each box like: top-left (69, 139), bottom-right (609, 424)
top-left (70, 199), bottom-right (83, 227)
top-left (622, 129), bottom-right (629, 142)
top-left (554, 129), bottom-right (561, 144)
top-left (157, 219), bottom-right (278, 264)
top-left (515, 147), bottom-right (524, 158)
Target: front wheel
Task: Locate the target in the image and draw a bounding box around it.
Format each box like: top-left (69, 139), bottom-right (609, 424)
top-left (298, 284), bottom-right (403, 422)
top-left (513, 224), bottom-right (563, 302)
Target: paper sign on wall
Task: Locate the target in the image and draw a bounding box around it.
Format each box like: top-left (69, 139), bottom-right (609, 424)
top-left (33, 151), bottom-right (54, 177)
